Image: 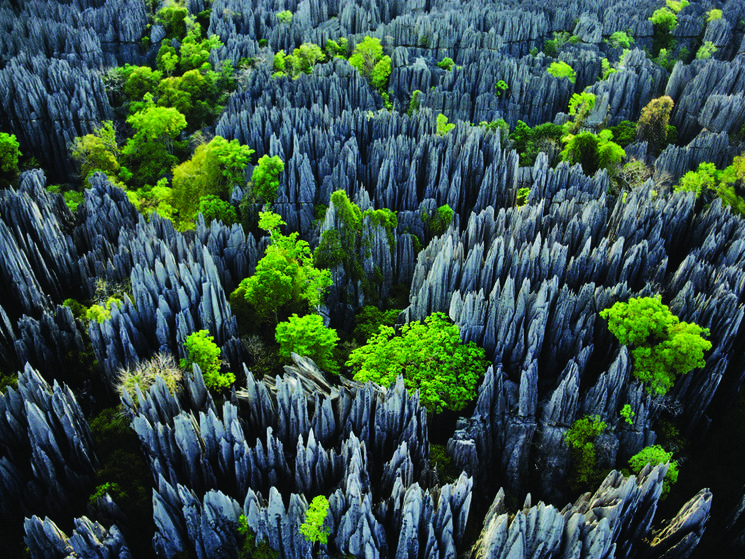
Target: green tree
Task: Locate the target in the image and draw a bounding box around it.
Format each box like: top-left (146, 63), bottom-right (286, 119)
top-left (275, 314), bottom-right (340, 373)
top-left (347, 312), bottom-right (488, 413)
top-left (276, 10), bottom-right (293, 24)
top-left (0, 132), bottom-right (21, 187)
top-left (251, 155), bottom-right (285, 204)
top-left (231, 212), bottom-right (332, 325)
top-left (565, 415), bottom-right (607, 489)
top-left (547, 61), bottom-right (576, 83)
top-left (300, 495), bottom-right (331, 547)
top-left (156, 44), bottom-right (179, 75)
top-left (436, 113), bottom-right (455, 136)
top-left (157, 0), bottom-right (191, 39)
top-left (125, 95), bottom-right (187, 151)
top-left (353, 305), bottom-right (401, 344)
top-left (674, 157), bottom-right (745, 216)
top-left (437, 57), bottom-right (454, 71)
top-left (197, 195), bottom-right (237, 224)
top-left (180, 330), bottom-right (235, 390)
top-left (628, 445), bottom-right (679, 498)
top-left (71, 121), bottom-right (120, 179)
top-left (637, 96), bottom-right (674, 154)
top-left (171, 136), bottom-right (253, 225)
top-left (561, 129), bottom-right (625, 176)
top-left (179, 23), bottom-right (223, 72)
top-left (349, 36), bottom-right (392, 94)
top-left (123, 66), bottom-right (162, 100)
top-left (565, 92), bottom-right (596, 134)
top-left (600, 295), bottom-right (711, 395)
top-left (608, 31), bottom-right (634, 49)
top-left (237, 515), bottom-right (278, 559)
top-left (620, 403), bottom-right (635, 425)
top-left (696, 41), bottom-right (717, 60)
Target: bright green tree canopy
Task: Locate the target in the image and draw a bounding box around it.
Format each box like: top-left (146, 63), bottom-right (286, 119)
top-left (347, 312), bottom-right (488, 413)
top-left (600, 295), bottom-right (711, 395)
top-left (0, 132), bottom-right (21, 176)
top-left (231, 212), bottom-right (332, 324)
top-left (300, 495), bottom-right (331, 545)
top-left (275, 314), bottom-right (340, 373)
top-left (628, 444), bottom-right (678, 498)
top-left (179, 330), bottom-right (235, 390)
top-left (252, 155), bottom-right (285, 204)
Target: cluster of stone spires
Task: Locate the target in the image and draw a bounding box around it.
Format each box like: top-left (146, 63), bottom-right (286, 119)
top-left (2, 0), bottom-right (745, 556)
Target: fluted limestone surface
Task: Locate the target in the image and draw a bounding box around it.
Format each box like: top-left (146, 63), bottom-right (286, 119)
top-left (0, 365), bottom-right (96, 524)
top-left (411, 177), bottom-right (745, 502)
top-left (471, 465), bottom-right (712, 559)
top-left (24, 515), bottom-right (131, 559)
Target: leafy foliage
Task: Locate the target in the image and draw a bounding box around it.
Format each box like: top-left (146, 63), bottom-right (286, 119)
top-left (608, 31), bottom-right (634, 49)
top-left (180, 330), bottom-right (235, 390)
top-left (561, 129), bottom-right (626, 176)
top-left (238, 515), bottom-right (278, 559)
top-left (300, 495), bottom-right (331, 545)
top-left (637, 96), bottom-right (674, 154)
top-left (422, 204), bottom-right (454, 236)
top-left (495, 79), bottom-right (509, 96)
top-left (696, 41), bottom-right (717, 60)
top-left (674, 157), bottom-right (745, 215)
top-left (620, 403), bottom-right (635, 425)
top-left (565, 415), bottom-right (607, 489)
top-left (276, 10), bottom-right (293, 24)
top-left (516, 187), bottom-right (530, 207)
top-left (436, 114), bottom-right (455, 136)
top-left (275, 314), bottom-right (340, 373)
top-left (437, 57), bottom-right (454, 71)
top-left (628, 445), bottom-right (679, 498)
top-left (547, 61), bottom-right (576, 83)
top-left (71, 121), bottom-right (120, 179)
top-left (197, 195), bottom-right (237, 224)
top-left (353, 306), bottom-right (401, 343)
top-left (0, 132), bottom-right (21, 186)
top-left (171, 136), bottom-right (253, 225)
top-left (347, 312), bottom-right (488, 413)
top-left (706, 8), bottom-right (722, 22)
top-left (600, 296), bottom-right (711, 395)
top-left (232, 212), bottom-right (332, 325)
top-left (251, 155), bottom-right (285, 204)
top-left (509, 120), bottom-right (565, 166)
top-left (349, 36), bottom-right (392, 101)
top-left (609, 120), bottom-right (637, 148)
top-left (565, 92), bottom-right (596, 134)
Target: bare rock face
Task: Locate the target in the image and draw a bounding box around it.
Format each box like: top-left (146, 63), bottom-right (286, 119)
top-left (0, 364), bottom-right (96, 525)
top-left (472, 466), bottom-right (712, 559)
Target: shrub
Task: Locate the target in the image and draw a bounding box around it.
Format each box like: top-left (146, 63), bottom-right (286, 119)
top-left (696, 41), bottom-right (717, 60)
top-left (349, 36), bottom-right (391, 95)
top-left (180, 330), bottom-right (235, 390)
top-left (353, 306), bottom-right (401, 344)
top-left (251, 155), bottom-right (285, 204)
top-left (628, 445), bottom-right (679, 498)
top-left (706, 9), bottom-right (722, 22)
top-left (608, 31), bottom-right (634, 49)
top-left (275, 314), bottom-right (340, 373)
top-left (276, 10), bottom-right (292, 24)
top-left (566, 415), bottom-right (607, 489)
top-left (0, 131), bottom-right (21, 186)
top-left (495, 79), bottom-right (509, 96)
top-left (422, 204), bottom-right (454, 236)
top-left (300, 496), bottom-right (331, 545)
top-left (547, 61), bottom-right (576, 83)
top-left (620, 403), bottom-right (635, 425)
top-left (436, 113), bottom-right (455, 135)
top-left (347, 312), bottom-right (488, 413)
top-left (407, 90), bottom-right (421, 115)
top-left (600, 295), bottom-right (711, 395)
top-left (637, 96), bottom-right (674, 154)
top-left (197, 195), bottom-right (237, 224)
top-left (238, 515), bottom-right (278, 559)
top-left (561, 129), bottom-right (626, 176)
top-left (516, 187), bottom-right (530, 207)
top-left (609, 120), bottom-right (637, 148)
top-left (71, 121), bottom-right (120, 179)
top-left (437, 57), bottom-right (454, 71)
